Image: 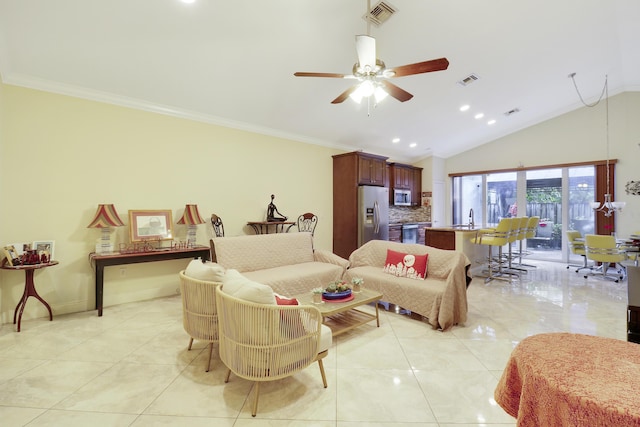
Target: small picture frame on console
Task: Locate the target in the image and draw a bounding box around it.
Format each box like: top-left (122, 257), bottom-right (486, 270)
top-left (129, 210), bottom-right (174, 242)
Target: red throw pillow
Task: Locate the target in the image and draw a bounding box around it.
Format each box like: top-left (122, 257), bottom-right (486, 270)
top-left (275, 295), bottom-right (299, 305)
top-left (274, 295), bottom-right (305, 337)
top-left (383, 249), bottom-right (428, 280)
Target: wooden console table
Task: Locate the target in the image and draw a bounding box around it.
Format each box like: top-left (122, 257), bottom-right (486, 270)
top-left (0, 261), bottom-right (59, 332)
top-left (89, 246), bottom-right (210, 316)
top-left (247, 221), bottom-right (295, 234)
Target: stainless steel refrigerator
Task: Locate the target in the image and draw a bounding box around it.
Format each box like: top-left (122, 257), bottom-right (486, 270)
top-left (357, 186), bottom-right (389, 246)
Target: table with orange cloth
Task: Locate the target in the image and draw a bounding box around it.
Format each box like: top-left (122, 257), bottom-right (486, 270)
top-left (495, 333), bottom-right (640, 426)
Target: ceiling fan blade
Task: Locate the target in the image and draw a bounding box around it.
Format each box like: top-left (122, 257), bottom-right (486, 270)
top-left (331, 85), bottom-right (358, 104)
top-left (294, 72), bottom-right (347, 78)
top-left (389, 58), bottom-right (449, 77)
top-left (380, 80), bottom-right (413, 102)
top-left (356, 34), bottom-right (376, 69)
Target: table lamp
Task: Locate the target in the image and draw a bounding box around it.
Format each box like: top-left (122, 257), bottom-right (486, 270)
top-left (87, 204), bottom-right (125, 254)
top-left (177, 204), bottom-right (205, 247)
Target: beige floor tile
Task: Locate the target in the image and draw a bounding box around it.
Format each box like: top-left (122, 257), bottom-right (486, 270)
top-left (53, 362), bottom-right (183, 414)
top-left (22, 409), bottom-right (137, 426)
top-left (0, 406), bottom-right (46, 427)
top-left (0, 359), bottom-right (112, 408)
top-left (0, 260), bottom-right (630, 425)
top-left (336, 368), bottom-right (436, 423)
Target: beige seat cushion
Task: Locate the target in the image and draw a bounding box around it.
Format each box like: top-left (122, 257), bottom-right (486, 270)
top-left (184, 259), bottom-right (225, 282)
top-left (222, 269), bottom-right (276, 305)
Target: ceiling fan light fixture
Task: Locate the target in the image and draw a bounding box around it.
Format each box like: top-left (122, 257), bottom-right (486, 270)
top-left (359, 80), bottom-right (375, 97)
top-left (374, 86), bottom-right (388, 102)
top-left (349, 90), bottom-right (364, 104)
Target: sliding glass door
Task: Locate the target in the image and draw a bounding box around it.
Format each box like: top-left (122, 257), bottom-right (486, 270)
top-left (452, 165), bottom-right (597, 263)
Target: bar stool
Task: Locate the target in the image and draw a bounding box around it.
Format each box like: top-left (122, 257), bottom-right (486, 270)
top-left (471, 217), bottom-right (515, 283)
top-left (509, 217), bottom-right (530, 271)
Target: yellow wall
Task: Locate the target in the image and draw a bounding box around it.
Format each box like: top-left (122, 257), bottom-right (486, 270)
top-left (0, 83), bottom-right (342, 324)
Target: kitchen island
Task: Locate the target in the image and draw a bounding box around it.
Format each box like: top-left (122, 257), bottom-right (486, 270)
top-left (424, 227), bottom-right (485, 273)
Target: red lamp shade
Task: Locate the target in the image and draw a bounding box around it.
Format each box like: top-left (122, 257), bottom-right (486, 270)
top-left (177, 204), bottom-right (205, 225)
top-left (87, 204), bottom-right (125, 228)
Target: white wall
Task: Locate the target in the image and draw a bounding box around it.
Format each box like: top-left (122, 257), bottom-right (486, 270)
top-left (443, 92), bottom-right (640, 235)
top-left (0, 83), bottom-right (342, 324)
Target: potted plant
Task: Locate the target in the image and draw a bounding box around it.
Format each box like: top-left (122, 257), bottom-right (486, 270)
top-left (311, 287), bottom-right (324, 304)
top-left (351, 277), bottom-right (364, 293)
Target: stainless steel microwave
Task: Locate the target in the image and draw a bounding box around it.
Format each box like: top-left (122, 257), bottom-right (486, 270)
top-left (393, 189), bottom-right (411, 206)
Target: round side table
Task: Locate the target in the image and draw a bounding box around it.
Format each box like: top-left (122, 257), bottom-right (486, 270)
top-left (1, 261), bottom-right (59, 332)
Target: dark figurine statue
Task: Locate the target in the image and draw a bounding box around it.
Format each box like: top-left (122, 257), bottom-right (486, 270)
top-left (266, 194), bottom-right (287, 222)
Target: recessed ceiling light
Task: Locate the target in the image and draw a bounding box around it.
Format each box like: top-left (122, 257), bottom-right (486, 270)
top-left (180, 0), bottom-right (196, 4)
top-left (392, 138), bottom-right (400, 143)
top-left (474, 113), bottom-right (484, 120)
top-left (409, 143), bottom-right (417, 148)
top-left (487, 119), bottom-right (496, 125)
top-left (459, 105), bottom-right (470, 112)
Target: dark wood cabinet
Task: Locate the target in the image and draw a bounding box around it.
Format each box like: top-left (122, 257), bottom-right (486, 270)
top-left (424, 229), bottom-right (456, 250)
top-left (412, 167), bottom-right (422, 207)
top-left (332, 151), bottom-right (389, 258)
top-left (357, 153), bottom-right (387, 186)
top-left (389, 163), bottom-right (422, 206)
top-left (389, 225), bottom-right (402, 243)
top-left (392, 165), bottom-right (411, 189)
top-left (417, 222), bottom-right (430, 245)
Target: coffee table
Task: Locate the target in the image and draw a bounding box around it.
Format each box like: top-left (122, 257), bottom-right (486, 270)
top-left (295, 288), bottom-right (383, 336)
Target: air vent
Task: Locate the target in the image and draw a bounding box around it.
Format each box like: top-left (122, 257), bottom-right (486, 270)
top-left (457, 73), bottom-right (480, 87)
top-left (363, 1), bottom-right (397, 27)
top-left (504, 108), bottom-right (521, 117)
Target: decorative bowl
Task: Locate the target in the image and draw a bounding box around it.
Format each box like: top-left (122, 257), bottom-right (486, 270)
top-left (322, 289), bottom-right (352, 300)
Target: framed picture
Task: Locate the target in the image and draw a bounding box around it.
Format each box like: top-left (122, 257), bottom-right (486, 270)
top-left (129, 210), bottom-right (174, 242)
top-left (2, 245), bottom-right (21, 266)
top-left (33, 240), bottom-right (55, 260)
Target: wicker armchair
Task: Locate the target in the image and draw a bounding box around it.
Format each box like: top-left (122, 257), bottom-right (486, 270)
top-left (215, 285), bottom-right (330, 417)
top-left (179, 270), bottom-right (220, 372)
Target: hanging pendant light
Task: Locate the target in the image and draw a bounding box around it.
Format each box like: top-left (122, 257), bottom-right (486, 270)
top-left (571, 74), bottom-right (625, 217)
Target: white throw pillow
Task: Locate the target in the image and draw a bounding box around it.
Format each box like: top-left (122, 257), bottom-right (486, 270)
top-left (222, 269), bottom-right (276, 305)
top-left (184, 259), bottom-right (225, 282)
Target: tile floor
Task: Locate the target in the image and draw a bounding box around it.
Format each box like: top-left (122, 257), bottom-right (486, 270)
top-left (0, 260), bottom-right (628, 426)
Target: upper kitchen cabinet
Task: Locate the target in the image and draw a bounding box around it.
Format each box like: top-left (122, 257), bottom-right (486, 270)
top-left (357, 152), bottom-right (387, 186)
top-left (389, 163), bottom-right (422, 206)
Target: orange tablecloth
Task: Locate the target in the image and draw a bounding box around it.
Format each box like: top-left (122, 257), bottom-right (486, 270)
top-left (495, 333), bottom-right (640, 426)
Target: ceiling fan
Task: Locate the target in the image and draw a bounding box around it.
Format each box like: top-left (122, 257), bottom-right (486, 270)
top-left (294, 34), bottom-right (449, 104)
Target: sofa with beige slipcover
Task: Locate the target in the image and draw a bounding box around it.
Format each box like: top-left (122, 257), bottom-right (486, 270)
top-left (343, 240), bottom-right (471, 331)
top-left (210, 232), bottom-right (348, 296)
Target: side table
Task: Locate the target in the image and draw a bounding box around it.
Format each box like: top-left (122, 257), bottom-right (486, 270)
top-left (0, 261), bottom-right (59, 332)
top-left (247, 221), bottom-right (295, 234)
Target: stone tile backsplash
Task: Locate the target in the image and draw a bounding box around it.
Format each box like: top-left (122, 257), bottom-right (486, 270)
top-left (389, 205), bottom-right (431, 224)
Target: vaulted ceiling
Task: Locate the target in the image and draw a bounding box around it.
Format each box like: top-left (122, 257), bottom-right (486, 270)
top-left (1, 0), bottom-right (638, 162)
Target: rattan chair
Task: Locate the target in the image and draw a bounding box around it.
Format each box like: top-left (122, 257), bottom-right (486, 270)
top-left (297, 212), bottom-right (318, 236)
top-left (584, 234), bottom-right (626, 282)
top-left (179, 270), bottom-right (220, 372)
top-left (216, 285), bottom-right (329, 417)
